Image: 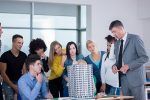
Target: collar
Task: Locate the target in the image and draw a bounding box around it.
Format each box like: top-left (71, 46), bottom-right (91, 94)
top-left (122, 32), bottom-right (127, 41)
top-left (28, 72), bottom-right (35, 81)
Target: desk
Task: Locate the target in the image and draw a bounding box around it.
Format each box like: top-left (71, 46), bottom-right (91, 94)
top-left (97, 96), bottom-right (134, 100)
top-left (145, 67), bottom-right (150, 100)
top-left (48, 96), bottom-right (134, 100)
top-left (145, 82), bottom-right (150, 85)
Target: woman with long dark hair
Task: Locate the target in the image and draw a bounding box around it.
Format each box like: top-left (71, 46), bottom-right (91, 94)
top-left (100, 35), bottom-right (120, 95)
top-left (62, 41), bottom-right (85, 97)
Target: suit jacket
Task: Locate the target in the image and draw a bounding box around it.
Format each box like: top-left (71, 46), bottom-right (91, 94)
top-left (114, 33), bottom-right (149, 87)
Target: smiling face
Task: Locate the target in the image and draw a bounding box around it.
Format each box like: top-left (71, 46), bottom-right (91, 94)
top-left (69, 44), bottom-right (76, 57)
top-left (13, 37), bottom-right (23, 51)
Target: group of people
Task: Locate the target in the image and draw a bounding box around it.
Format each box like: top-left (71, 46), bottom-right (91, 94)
top-left (0, 20), bottom-right (149, 100)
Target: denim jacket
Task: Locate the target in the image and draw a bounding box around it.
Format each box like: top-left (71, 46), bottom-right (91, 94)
top-left (62, 54), bottom-right (84, 85)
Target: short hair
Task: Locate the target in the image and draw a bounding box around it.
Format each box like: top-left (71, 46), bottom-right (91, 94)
top-left (86, 40), bottom-right (95, 49)
top-left (109, 20), bottom-right (124, 30)
top-left (66, 41), bottom-right (79, 59)
top-left (29, 38), bottom-right (47, 54)
top-left (105, 35), bottom-right (116, 43)
top-left (25, 54), bottom-right (40, 71)
top-left (12, 34), bottom-right (23, 42)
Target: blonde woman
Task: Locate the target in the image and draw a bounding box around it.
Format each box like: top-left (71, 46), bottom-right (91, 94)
top-left (48, 41), bottom-right (65, 98)
top-left (84, 40), bottom-right (105, 94)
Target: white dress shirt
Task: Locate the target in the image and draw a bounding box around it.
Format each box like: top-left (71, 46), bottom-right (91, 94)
top-left (101, 44), bottom-right (119, 88)
top-left (122, 32), bottom-right (128, 50)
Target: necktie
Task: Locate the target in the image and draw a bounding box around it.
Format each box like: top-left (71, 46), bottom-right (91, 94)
top-left (118, 39), bottom-right (124, 69)
top-left (118, 39), bottom-right (123, 87)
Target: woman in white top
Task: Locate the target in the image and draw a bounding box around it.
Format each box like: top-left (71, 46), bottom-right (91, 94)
top-left (100, 35), bottom-right (120, 95)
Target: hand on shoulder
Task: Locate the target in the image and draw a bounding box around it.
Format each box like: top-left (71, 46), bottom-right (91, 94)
top-left (61, 55), bottom-right (67, 67)
top-left (78, 60), bottom-right (87, 65)
top-left (62, 55), bottom-right (67, 62)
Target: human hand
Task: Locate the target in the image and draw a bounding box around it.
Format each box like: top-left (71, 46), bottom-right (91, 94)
top-left (12, 84), bottom-right (18, 94)
top-left (95, 92), bottom-right (106, 99)
top-left (46, 91), bottom-right (53, 99)
top-left (36, 73), bottom-right (43, 83)
top-left (41, 53), bottom-right (46, 59)
top-left (61, 55), bottom-right (67, 67)
top-left (73, 60), bottom-right (78, 64)
top-left (112, 65), bottom-right (119, 74)
top-left (120, 64), bottom-right (129, 74)
top-left (65, 77), bottom-right (69, 82)
top-left (78, 60), bottom-right (87, 65)
top-left (61, 49), bottom-right (66, 55)
top-left (62, 55), bottom-right (67, 63)
top-left (100, 84), bottom-right (106, 92)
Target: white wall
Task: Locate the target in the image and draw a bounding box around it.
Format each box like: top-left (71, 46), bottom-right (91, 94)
top-left (137, 0), bottom-right (150, 65)
top-left (141, 19), bottom-right (150, 65)
top-left (91, 0), bottom-right (143, 51)
top-left (138, 0), bottom-right (150, 19)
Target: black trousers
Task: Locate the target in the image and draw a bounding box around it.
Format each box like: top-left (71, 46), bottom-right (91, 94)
top-left (105, 83), bottom-right (111, 94)
top-left (49, 77), bottom-right (63, 98)
top-left (96, 81), bottom-right (102, 93)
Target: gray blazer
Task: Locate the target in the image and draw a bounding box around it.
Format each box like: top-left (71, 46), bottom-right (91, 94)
top-left (114, 33), bottom-right (149, 88)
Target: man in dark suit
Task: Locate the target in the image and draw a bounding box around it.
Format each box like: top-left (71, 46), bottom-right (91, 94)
top-left (110, 20), bottom-right (149, 100)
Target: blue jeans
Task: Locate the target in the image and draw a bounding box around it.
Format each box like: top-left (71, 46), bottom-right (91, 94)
top-left (105, 84), bottom-right (120, 95)
top-left (63, 85), bottom-right (69, 97)
top-left (2, 81), bottom-right (17, 100)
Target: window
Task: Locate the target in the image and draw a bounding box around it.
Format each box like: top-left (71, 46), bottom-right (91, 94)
top-left (33, 15), bottom-right (76, 29)
top-left (0, 2), bottom-right (87, 56)
top-left (80, 6), bottom-right (87, 56)
top-left (80, 6), bottom-right (86, 28)
top-left (33, 30), bottom-right (77, 55)
top-left (1, 29), bottom-right (30, 54)
top-left (81, 31), bottom-right (89, 56)
top-left (0, 13), bottom-right (30, 27)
